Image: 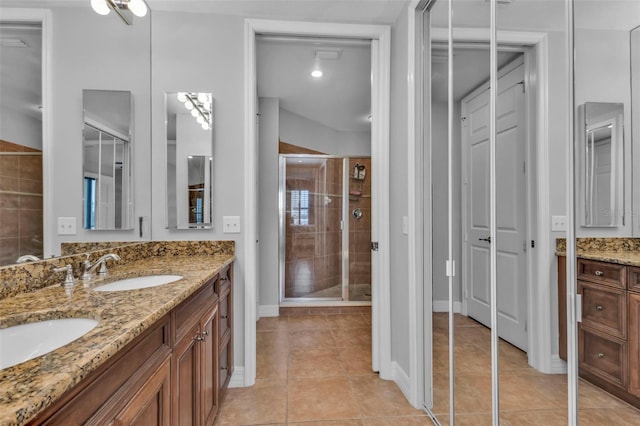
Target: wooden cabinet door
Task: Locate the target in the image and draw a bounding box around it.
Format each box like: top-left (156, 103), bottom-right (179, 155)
top-left (630, 292), bottom-right (640, 397)
top-left (201, 306), bottom-right (219, 426)
top-left (173, 324), bottom-right (200, 426)
top-left (113, 358), bottom-right (171, 426)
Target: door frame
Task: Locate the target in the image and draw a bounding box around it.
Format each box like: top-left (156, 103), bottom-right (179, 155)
top-left (427, 27), bottom-right (555, 374)
top-left (243, 19), bottom-right (392, 386)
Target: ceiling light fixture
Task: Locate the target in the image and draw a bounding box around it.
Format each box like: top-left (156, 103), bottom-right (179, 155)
top-left (311, 69), bottom-right (323, 78)
top-left (178, 92), bottom-right (212, 131)
top-left (91, 0), bottom-right (148, 25)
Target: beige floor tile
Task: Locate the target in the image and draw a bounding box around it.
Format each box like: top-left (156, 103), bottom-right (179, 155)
top-left (361, 415), bottom-right (434, 425)
top-left (578, 407), bottom-right (640, 425)
top-left (288, 348), bottom-right (345, 379)
top-left (289, 420), bottom-right (363, 425)
top-left (332, 327), bottom-right (372, 349)
top-left (498, 370), bottom-right (566, 411)
top-left (578, 379), bottom-right (634, 410)
top-left (288, 377), bottom-right (361, 422)
top-left (287, 314), bottom-right (330, 330)
top-left (289, 329), bottom-right (336, 350)
top-left (214, 379), bottom-right (287, 425)
top-left (436, 413), bottom-right (493, 426)
top-left (348, 375), bottom-right (426, 418)
top-left (257, 330), bottom-right (290, 352)
top-left (500, 409), bottom-right (567, 426)
top-left (325, 313), bottom-right (370, 329)
top-left (257, 316), bottom-right (290, 331)
top-left (256, 349), bottom-right (288, 380)
top-left (339, 346), bottom-right (375, 376)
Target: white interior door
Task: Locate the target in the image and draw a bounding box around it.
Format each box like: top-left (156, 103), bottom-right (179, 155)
top-left (463, 57), bottom-right (528, 351)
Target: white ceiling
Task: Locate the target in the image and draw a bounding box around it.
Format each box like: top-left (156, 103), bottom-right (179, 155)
top-left (257, 36), bottom-right (372, 132)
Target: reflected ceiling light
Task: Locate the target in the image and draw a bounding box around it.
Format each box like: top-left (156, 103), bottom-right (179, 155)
top-left (91, 0), bottom-right (148, 25)
top-left (178, 92), bottom-right (213, 131)
top-left (311, 69), bottom-right (323, 78)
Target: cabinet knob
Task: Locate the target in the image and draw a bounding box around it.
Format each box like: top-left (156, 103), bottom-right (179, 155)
top-left (194, 335), bottom-right (204, 342)
top-left (597, 352), bottom-right (604, 358)
top-left (594, 270), bottom-right (604, 276)
top-left (595, 305), bottom-right (603, 311)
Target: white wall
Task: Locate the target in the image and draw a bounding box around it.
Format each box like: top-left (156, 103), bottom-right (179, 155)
top-left (150, 10), bottom-right (246, 369)
top-left (49, 6), bottom-right (151, 254)
top-left (258, 97), bottom-right (280, 310)
top-left (0, 109), bottom-right (42, 150)
top-left (280, 108), bottom-right (371, 156)
top-left (574, 28), bottom-right (632, 237)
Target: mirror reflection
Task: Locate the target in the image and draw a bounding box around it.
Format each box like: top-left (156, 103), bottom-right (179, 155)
top-left (578, 102), bottom-right (624, 227)
top-left (0, 22), bottom-right (43, 266)
top-left (165, 92), bottom-right (214, 229)
top-left (82, 89), bottom-right (133, 230)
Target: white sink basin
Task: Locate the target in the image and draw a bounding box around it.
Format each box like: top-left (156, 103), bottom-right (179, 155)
top-left (93, 275), bottom-right (183, 292)
top-left (0, 318), bottom-right (99, 370)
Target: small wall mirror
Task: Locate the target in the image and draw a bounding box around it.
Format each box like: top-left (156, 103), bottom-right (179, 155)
top-left (578, 102), bottom-right (624, 227)
top-left (82, 89), bottom-right (133, 230)
top-left (165, 92), bottom-right (214, 229)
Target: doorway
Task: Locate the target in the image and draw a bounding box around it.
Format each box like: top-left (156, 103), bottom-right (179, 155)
top-left (243, 19), bottom-right (392, 387)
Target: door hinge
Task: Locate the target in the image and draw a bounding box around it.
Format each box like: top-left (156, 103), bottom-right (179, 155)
top-left (371, 242), bottom-right (379, 251)
top-left (531, 240), bottom-right (535, 248)
top-left (461, 116), bottom-right (468, 127)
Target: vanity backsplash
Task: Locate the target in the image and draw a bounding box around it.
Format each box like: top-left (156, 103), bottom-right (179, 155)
top-left (556, 237), bottom-right (640, 254)
top-left (0, 240), bottom-right (234, 300)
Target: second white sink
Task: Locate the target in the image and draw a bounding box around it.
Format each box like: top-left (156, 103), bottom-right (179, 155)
top-left (93, 275), bottom-right (183, 292)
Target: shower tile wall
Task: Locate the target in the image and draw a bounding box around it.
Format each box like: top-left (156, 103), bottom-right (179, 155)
top-left (285, 158), bottom-right (343, 298)
top-left (0, 140), bottom-right (43, 265)
top-left (348, 158), bottom-right (371, 294)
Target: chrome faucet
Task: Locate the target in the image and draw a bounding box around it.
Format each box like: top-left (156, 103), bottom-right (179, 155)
top-left (82, 253), bottom-right (121, 281)
top-left (52, 264), bottom-right (75, 288)
top-left (16, 254), bottom-right (41, 263)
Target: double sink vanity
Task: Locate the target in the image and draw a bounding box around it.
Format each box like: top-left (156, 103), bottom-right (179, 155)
top-left (0, 241), bottom-right (234, 425)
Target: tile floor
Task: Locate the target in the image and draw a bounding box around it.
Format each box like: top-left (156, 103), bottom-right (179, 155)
top-left (214, 311), bottom-right (640, 425)
top-left (214, 310), bottom-right (434, 425)
top-left (432, 312), bottom-right (640, 425)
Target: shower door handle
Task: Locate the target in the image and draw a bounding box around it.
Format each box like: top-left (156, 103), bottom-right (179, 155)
top-left (479, 237), bottom-right (491, 243)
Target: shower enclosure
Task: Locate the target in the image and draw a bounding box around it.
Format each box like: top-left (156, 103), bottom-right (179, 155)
top-left (279, 154), bottom-right (371, 304)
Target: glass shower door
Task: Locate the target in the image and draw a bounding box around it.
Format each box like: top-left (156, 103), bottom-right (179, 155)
top-left (280, 156), bottom-right (345, 301)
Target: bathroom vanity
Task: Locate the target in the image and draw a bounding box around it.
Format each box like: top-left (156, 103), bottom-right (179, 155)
top-left (0, 241), bottom-right (234, 426)
top-left (558, 250), bottom-right (640, 409)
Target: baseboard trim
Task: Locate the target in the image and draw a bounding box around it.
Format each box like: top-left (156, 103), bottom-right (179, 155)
top-left (228, 366), bottom-right (245, 388)
top-left (258, 305), bottom-right (280, 318)
top-left (432, 300), bottom-right (462, 313)
top-left (550, 355), bottom-right (567, 374)
top-left (391, 361), bottom-right (416, 407)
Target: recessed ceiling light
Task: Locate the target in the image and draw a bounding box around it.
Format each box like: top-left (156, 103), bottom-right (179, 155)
top-left (311, 69), bottom-right (323, 78)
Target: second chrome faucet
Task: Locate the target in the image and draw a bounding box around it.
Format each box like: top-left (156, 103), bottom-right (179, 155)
top-left (82, 253), bottom-right (121, 281)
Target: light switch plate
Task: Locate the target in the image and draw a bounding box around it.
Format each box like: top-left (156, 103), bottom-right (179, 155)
top-left (223, 216), bottom-right (241, 234)
top-left (551, 215), bottom-right (567, 232)
top-left (57, 217), bottom-right (77, 235)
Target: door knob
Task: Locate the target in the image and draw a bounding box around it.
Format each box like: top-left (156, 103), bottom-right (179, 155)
top-left (479, 237), bottom-right (491, 243)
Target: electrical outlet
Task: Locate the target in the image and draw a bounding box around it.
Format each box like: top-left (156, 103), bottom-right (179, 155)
top-left (222, 216), bottom-right (241, 234)
top-left (551, 215), bottom-right (567, 232)
top-left (57, 217), bottom-right (77, 235)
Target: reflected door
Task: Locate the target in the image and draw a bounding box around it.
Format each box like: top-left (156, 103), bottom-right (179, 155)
top-left (464, 58), bottom-right (528, 351)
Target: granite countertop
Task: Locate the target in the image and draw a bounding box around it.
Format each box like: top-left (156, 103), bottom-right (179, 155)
top-left (556, 250), bottom-right (640, 267)
top-left (0, 253), bottom-right (234, 426)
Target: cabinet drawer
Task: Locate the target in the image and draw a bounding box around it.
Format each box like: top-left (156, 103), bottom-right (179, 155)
top-left (577, 259), bottom-right (626, 289)
top-left (579, 326), bottom-right (628, 390)
top-left (174, 278), bottom-right (216, 344)
top-left (578, 281), bottom-right (627, 339)
top-left (628, 266), bottom-right (640, 293)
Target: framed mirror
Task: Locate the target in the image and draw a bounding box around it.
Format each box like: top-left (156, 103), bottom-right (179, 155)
top-left (165, 92), bottom-right (214, 229)
top-left (82, 89), bottom-right (133, 230)
top-left (577, 102), bottom-right (624, 227)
